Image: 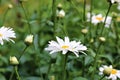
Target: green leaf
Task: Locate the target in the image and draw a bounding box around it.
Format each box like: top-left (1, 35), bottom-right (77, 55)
top-left (24, 76), bottom-right (42, 80)
top-left (74, 77), bottom-right (88, 80)
top-left (0, 74), bottom-right (6, 80)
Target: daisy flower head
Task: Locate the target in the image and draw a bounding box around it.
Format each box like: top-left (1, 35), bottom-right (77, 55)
top-left (0, 26), bottom-right (16, 45)
top-left (99, 65), bottom-right (120, 80)
top-left (45, 36), bottom-right (87, 57)
top-left (108, 0), bottom-right (120, 4)
top-left (103, 16), bottom-right (112, 28)
top-left (91, 14), bottom-right (104, 25)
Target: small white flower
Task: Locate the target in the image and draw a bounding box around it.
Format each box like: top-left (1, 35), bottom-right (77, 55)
top-left (0, 26), bottom-right (16, 45)
top-left (56, 9), bottom-right (65, 18)
top-left (45, 36), bottom-right (87, 57)
top-left (91, 14), bottom-right (104, 25)
top-left (103, 16), bottom-right (112, 28)
top-left (110, 0), bottom-right (120, 3)
top-left (99, 65), bottom-right (120, 80)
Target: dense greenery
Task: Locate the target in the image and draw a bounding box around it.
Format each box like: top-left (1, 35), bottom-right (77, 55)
top-left (0, 0), bottom-right (120, 80)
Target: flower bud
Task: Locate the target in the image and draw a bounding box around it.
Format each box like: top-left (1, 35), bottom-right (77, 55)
top-left (8, 4), bottom-right (13, 9)
top-left (81, 29), bottom-right (88, 34)
top-left (99, 37), bottom-right (106, 42)
top-left (103, 67), bottom-right (112, 75)
top-left (10, 56), bottom-right (19, 65)
top-left (24, 34), bottom-right (33, 46)
top-left (90, 38), bottom-right (94, 43)
top-left (50, 75), bottom-right (55, 80)
top-left (56, 10), bottom-right (65, 18)
top-left (57, 3), bottom-right (62, 10)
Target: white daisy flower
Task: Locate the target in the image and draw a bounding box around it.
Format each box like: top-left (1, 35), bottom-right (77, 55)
top-left (0, 26), bottom-right (16, 45)
top-left (103, 16), bottom-right (112, 28)
top-left (45, 36), bottom-right (87, 57)
top-left (110, 0), bottom-right (120, 4)
top-left (91, 14), bottom-right (104, 25)
top-left (99, 65), bottom-right (120, 80)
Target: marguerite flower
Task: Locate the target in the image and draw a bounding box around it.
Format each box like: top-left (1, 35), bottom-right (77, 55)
top-left (0, 26), bottom-right (16, 45)
top-left (91, 14), bottom-right (104, 25)
top-left (99, 65), bottom-right (120, 80)
top-left (109, 0), bottom-right (120, 4)
top-left (103, 16), bottom-right (112, 28)
top-left (45, 36), bottom-right (87, 57)
top-left (87, 13), bottom-right (112, 27)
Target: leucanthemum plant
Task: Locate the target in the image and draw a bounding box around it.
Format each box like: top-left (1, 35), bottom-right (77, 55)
top-left (108, 0), bottom-right (120, 4)
top-left (99, 65), bottom-right (120, 80)
top-left (0, 26), bottom-right (16, 45)
top-left (45, 36), bottom-right (87, 57)
top-left (87, 13), bottom-right (112, 27)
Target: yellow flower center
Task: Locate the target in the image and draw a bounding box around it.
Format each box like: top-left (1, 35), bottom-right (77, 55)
top-left (96, 17), bottom-right (103, 21)
top-left (61, 45), bottom-right (69, 49)
top-left (111, 69), bottom-right (117, 74)
top-left (0, 33), bottom-right (3, 37)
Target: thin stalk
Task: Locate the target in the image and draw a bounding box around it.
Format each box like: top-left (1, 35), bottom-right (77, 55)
top-left (14, 66), bottom-right (21, 80)
top-left (19, 2), bottom-right (32, 34)
top-left (9, 68), bottom-right (15, 80)
top-left (18, 46), bottom-right (28, 61)
top-left (45, 60), bottom-right (52, 80)
top-left (114, 21), bottom-right (119, 53)
top-left (82, 56), bottom-right (85, 77)
top-left (52, 0), bottom-right (57, 37)
top-left (91, 43), bottom-right (102, 80)
top-left (63, 54), bottom-right (68, 80)
top-left (9, 45), bottom-right (27, 80)
top-left (89, 0), bottom-right (93, 38)
top-left (100, 3), bottom-right (112, 36)
top-left (2, 8), bottom-right (9, 25)
top-left (83, 0), bottom-right (86, 21)
top-left (99, 75), bottom-right (105, 80)
top-left (70, 0), bottom-right (80, 14)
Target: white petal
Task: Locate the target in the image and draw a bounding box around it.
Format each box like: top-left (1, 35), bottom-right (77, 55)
top-left (62, 50), bottom-right (68, 54)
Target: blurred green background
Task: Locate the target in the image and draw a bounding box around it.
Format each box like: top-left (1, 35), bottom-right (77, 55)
top-left (0, 0), bottom-right (120, 80)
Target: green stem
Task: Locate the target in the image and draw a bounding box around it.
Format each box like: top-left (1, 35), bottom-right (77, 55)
top-left (89, 0), bottom-right (93, 38)
top-left (45, 60), bottom-right (52, 80)
top-left (83, 0), bottom-right (86, 21)
top-left (100, 3), bottom-right (112, 36)
top-left (18, 46), bottom-right (28, 61)
top-left (2, 8), bottom-right (9, 26)
top-left (99, 75), bottom-right (105, 80)
top-left (10, 42), bottom-right (28, 80)
top-left (82, 56), bottom-right (85, 77)
top-left (52, 0), bottom-right (57, 37)
top-left (9, 68), bottom-right (15, 80)
top-left (19, 2), bottom-right (32, 34)
top-left (63, 53), bottom-right (68, 80)
top-left (114, 21), bottom-right (119, 53)
top-left (14, 66), bottom-right (21, 80)
top-left (91, 43), bottom-right (102, 80)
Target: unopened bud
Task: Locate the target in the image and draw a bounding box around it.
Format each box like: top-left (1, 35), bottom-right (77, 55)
top-left (10, 56), bottom-right (19, 65)
top-left (57, 3), bottom-right (62, 10)
top-left (103, 67), bottom-right (112, 75)
top-left (90, 38), bottom-right (94, 43)
top-left (81, 29), bottom-right (88, 34)
top-left (57, 10), bottom-right (65, 18)
top-left (24, 34), bottom-right (33, 46)
top-left (99, 37), bottom-right (106, 42)
top-left (50, 75), bottom-right (55, 80)
top-left (8, 4), bottom-right (13, 9)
